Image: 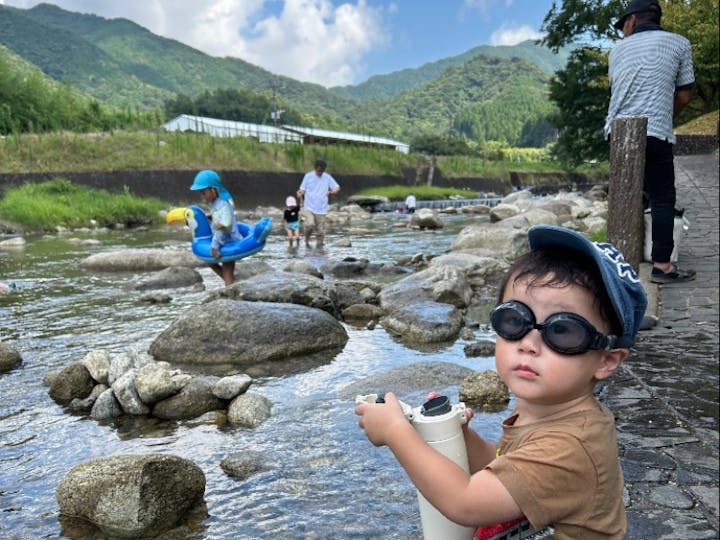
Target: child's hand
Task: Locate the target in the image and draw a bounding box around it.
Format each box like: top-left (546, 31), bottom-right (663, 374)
top-left (355, 392), bottom-right (408, 447)
top-left (211, 248), bottom-right (221, 259)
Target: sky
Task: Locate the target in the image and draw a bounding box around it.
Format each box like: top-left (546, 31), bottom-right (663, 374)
top-left (1, 0), bottom-right (557, 88)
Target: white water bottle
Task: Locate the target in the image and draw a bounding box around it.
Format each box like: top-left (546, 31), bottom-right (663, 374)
top-left (356, 394), bottom-right (475, 540)
top-left (409, 395), bottom-right (475, 540)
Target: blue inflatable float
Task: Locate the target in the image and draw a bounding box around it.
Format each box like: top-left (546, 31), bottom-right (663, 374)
top-left (166, 205), bottom-right (272, 263)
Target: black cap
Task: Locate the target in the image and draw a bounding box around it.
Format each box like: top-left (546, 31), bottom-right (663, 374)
top-left (614, 0), bottom-right (662, 30)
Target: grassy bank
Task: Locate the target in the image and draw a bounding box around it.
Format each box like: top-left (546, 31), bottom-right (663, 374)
top-left (0, 178), bottom-right (167, 230)
top-left (0, 130), bottom-right (604, 180)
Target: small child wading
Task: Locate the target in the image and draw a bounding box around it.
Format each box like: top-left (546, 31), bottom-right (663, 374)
top-left (284, 196), bottom-right (301, 248)
top-left (189, 169), bottom-right (241, 286)
top-left (355, 225), bottom-right (648, 539)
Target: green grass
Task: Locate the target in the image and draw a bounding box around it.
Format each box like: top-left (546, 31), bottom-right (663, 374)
top-left (356, 185), bottom-right (475, 201)
top-left (0, 178), bottom-right (167, 230)
top-left (0, 130), bottom-right (603, 179)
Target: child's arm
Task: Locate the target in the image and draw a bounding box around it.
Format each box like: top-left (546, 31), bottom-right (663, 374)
top-left (355, 392), bottom-right (521, 527)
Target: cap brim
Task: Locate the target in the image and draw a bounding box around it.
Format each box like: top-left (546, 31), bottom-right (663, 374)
top-left (613, 16), bottom-right (627, 30)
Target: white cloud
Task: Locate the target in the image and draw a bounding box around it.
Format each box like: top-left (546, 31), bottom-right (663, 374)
top-left (463, 0), bottom-right (514, 13)
top-left (3, 0), bottom-right (389, 87)
top-left (490, 24), bottom-right (543, 46)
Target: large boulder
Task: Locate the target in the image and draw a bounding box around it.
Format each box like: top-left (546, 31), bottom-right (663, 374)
top-left (56, 454), bottom-right (205, 539)
top-left (378, 266), bottom-right (472, 311)
top-left (428, 252), bottom-right (507, 290)
top-left (450, 222), bottom-right (528, 260)
top-left (80, 248), bottom-right (200, 272)
top-left (208, 271), bottom-right (338, 315)
top-left (410, 208), bottom-right (444, 229)
top-left (134, 266), bottom-right (203, 291)
top-left (149, 299), bottom-right (348, 365)
top-left (380, 301), bottom-right (464, 344)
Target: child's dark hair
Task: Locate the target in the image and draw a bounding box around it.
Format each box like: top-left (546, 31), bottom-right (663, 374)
top-left (497, 247), bottom-right (622, 336)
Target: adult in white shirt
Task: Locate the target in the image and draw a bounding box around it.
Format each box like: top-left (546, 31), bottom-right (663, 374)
top-left (297, 159), bottom-right (340, 249)
top-left (404, 193), bottom-right (416, 214)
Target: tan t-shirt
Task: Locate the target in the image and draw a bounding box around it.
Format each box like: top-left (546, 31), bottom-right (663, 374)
top-left (484, 399), bottom-right (626, 539)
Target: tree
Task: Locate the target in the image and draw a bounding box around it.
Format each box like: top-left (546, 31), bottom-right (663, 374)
top-left (541, 0), bottom-right (719, 163)
top-left (548, 47), bottom-right (610, 165)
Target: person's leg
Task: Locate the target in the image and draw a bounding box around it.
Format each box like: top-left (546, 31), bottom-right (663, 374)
top-left (303, 212), bottom-right (315, 247)
top-left (208, 263), bottom-right (224, 280)
top-left (314, 213), bottom-right (327, 248)
top-left (286, 226), bottom-right (293, 247)
top-left (646, 137), bottom-right (695, 282)
top-left (645, 137), bottom-right (675, 265)
top-left (221, 261), bottom-right (235, 286)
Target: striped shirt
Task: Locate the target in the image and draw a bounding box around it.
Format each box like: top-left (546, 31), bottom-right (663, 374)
top-left (604, 27), bottom-right (694, 144)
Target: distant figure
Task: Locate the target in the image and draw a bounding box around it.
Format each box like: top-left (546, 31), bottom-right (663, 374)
top-left (189, 169), bottom-right (241, 286)
top-left (297, 159), bottom-right (340, 249)
top-left (404, 193), bottom-right (417, 214)
top-left (604, 0), bottom-right (695, 284)
top-left (509, 171), bottom-right (523, 192)
top-left (283, 195), bottom-right (300, 248)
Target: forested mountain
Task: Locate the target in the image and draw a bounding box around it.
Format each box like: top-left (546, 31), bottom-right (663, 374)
top-left (329, 40), bottom-right (571, 101)
top-left (0, 2), bottom-right (564, 145)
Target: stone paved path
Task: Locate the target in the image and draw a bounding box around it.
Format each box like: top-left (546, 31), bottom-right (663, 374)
top-left (600, 152), bottom-right (719, 539)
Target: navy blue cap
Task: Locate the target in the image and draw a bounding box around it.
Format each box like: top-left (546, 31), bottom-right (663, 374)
top-left (527, 225), bottom-right (648, 348)
top-left (614, 0), bottom-right (662, 30)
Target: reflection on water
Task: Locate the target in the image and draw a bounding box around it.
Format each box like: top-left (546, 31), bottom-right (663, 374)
top-left (0, 214), bottom-right (508, 539)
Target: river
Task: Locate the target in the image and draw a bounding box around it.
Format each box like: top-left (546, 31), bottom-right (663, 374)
top-left (0, 213), bottom-right (510, 539)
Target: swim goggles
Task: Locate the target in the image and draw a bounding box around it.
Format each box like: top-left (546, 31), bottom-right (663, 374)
top-left (490, 300), bottom-right (618, 355)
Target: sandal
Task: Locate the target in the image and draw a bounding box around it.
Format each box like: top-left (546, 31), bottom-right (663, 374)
top-left (650, 265), bottom-right (696, 284)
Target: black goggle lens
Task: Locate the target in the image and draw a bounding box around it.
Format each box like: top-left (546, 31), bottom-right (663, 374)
top-left (490, 301), bottom-right (612, 355)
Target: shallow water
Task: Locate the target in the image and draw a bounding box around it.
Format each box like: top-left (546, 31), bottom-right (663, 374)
top-left (0, 214), bottom-right (510, 539)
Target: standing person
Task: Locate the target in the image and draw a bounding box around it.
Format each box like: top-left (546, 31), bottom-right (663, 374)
top-left (283, 195), bottom-right (301, 248)
top-left (297, 159), bottom-right (340, 249)
top-left (404, 192), bottom-right (416, 214)
top-left (603, 0), bottom-right (696, 284)
top-left (189, 169), bottom-right (241, 286)
top-left (356, 225), bottom-right (647, 538)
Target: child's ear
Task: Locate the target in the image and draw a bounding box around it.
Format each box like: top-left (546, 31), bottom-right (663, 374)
top-left (594, 349), bottom-right (629, 381)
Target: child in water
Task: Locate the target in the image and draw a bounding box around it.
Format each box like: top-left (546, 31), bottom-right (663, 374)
top-left (190, 169), bottom-right (242, 286)
top-left (284, 195), bottom-right (301, 248)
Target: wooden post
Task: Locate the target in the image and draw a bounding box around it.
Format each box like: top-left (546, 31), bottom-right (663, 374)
top-left (608, 116), bottom-right (647, 269)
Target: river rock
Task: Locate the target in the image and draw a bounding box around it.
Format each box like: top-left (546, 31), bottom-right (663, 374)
top-left (134, 361), bottom-right (192, 404)
top-left (81, 350), bottom-right (109, 384)
top-left (56, 454), bottom-right (205, 539)
top-left (212, 374), bottom-right (253, 400)
top-left (134, 266), bottom-right (203, 290)
top-left (227, 392), bottom-right (273, 428)
top-left (90, 388), bottom-right (124, 420)
top-left (342, 304), bottom-right (383, 325)
top-left (341, 361), bottom-right (476, 399)
top-left (518, 207), bottom-right (560, 227)
top-left (233, 259), bottom-right (274, 281)
top-left (450, 222), bottom-right (528, 260)
top-left (283, 260), bottom-right (323, 278)
top-left (68, 384), bottom-right (108, 412)
top-left (428, 252), bottom-right (507, 290)
top-left (378, 266), bottom-right (472, 310)
top-left (112, 369), bottom-right (150, 415)
top-left (80, 248), bottom-right (200, 272)
top-left (152, 378), bottom-right (226, 420)
top-left (464, 340), bottom-right (496, 358)
top-left (49, 363), bottom-right (95, 405)
top-left (149, 299), bottom-right (348, 366)
top-left (107, 349), bottom-right (153, 385)
top-left (490, 203), bottom-right (520, 222)
top-left (410, 208), bottom-right (444, 229)
top-left (208, 271), bottom-right (338, 315)
top-left (220, 450), bottom-right (270, 480)
top-left (380, 301), bottom-right (464, 344)
top-left (0, 342), bottom-right (23, 373)
top-left (459, 370), bottom-right (509, 412)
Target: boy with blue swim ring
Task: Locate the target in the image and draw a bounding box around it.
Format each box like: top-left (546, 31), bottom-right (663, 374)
top-left (190, 169), bottom-right (242, 286)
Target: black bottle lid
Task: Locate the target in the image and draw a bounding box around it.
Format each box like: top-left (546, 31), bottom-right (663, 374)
top-left (421, 395), bottom-right (451, 416)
